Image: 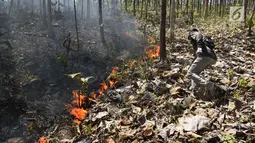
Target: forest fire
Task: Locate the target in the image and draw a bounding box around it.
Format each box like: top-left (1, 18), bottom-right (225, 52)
top-left (108, 66), bottom-right (119, 87)
top-left (145, 45), bottom-right (160, 58)
top-left (99, 80), bottom-right (108, 95)
top-left (38, 137), bottom-right (49, 143)
top-left (69, 90), bottom-right (95, 124)
top-left (70, 108), bottom-right (88, 121)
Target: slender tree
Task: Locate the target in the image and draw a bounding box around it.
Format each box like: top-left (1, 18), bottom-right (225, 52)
top-left (160, 0), bottom-right (167, 62)
top-left (8, 0), bottom-right (14, 15)
top-left (31, 0), bottom-right (34, 15)
top-left (140, 0), bottom-right (144, 18)
top-left (248, 2), bottom-right (255, 36)
top-left (47, 0), bottom-right (54, 38)
top-left (43, 0), bottom-right (47, 28)
top-left (99, 0), bottom-right (105, 43)
top-left (133, 0), bottom-right (136, 16)
top-left (169, 0), bottom-right (175, 43)
top-left (125, 0), bottom-right (128, 11)
top-left (81, 0), bottom-right (84, 19)
top-left (87, 0), bottom-right (91, 18)
top-left (243, 0), bottom-right (248, 26)
top-left (58, 0), bottom-right (60, 11)
top-left (145, 0), bottom-right (148, 21)
top-left (205, 0), bottom-right (209, 18)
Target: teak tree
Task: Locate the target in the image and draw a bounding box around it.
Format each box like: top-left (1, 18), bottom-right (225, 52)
top-left (99, 0), bottom-right (105, 43)
top-left (160, 0), bottom-right (166, 62)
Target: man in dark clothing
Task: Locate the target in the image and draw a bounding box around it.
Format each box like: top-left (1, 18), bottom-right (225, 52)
top-left (187, 28), bottom-right (217, 96)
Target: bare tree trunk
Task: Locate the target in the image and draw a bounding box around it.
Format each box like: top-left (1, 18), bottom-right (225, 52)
top-left (204, 0), bottom-right (208, 18)
top-left (125, 0), bottom-right (127, 11)
top-left (47, 0), bottom-right (54, 38)
top-left (140, 0), bottom-right (144, 18)
top-left (81, 0), bottom-right (84, 19)
top-left (191, 0), bottom-right (194, 24)
top-left (68, 0), bottom-right (70, 16)
top-left (74, 0), bottom-right (81, 69)
top-left (186, 0), bottom-right (189, 15)
top-left (87, 0), bottom-right (91, 18)
top-left (8, 0), bottom-right (14, 15)
top-left (176, 0), bottom-right (179, 18)
top-left (43, 0), bottom-right (47, 28)
top-left (40, 0), bottom-right (43, 18)
top-left (58, 0), bottom-right (60, 11)
top-left (133, 0), bottom-right (136, 16)
top-left (31, 0), bottom-right (34, 15)
top-left (145, 0), bottom-right (148, 20)
top-left (169, 0), bottom-right (175, 43)
top-left (248, 2), bottom-right (255, 36)
top-left (160, 0), bottom-right (167, 62)
top-left (243, 0), bottom-right (248, 26)
top-left (99, 0), bottom-right (105, 43)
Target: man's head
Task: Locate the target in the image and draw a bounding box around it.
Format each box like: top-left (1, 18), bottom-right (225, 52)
top-left (188, 28), bottom-right (203, 46)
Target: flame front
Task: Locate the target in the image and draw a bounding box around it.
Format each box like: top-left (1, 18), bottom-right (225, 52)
top-left (99, 80), bottom-right (108, 95)
top-left (145, 45), bottom-right (160, 58)
top-left (70, 108), bottom-right (88, 121)
top-left (69, 90), bottom-right (94, 124)
top-left (39, 137), bottom-right (49, 143)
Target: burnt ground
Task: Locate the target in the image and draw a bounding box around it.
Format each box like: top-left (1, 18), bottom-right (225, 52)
top-left (0, 9), bottom-right (146, 142)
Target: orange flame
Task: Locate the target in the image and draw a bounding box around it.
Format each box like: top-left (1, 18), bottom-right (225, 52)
top-left (70, 90), bottom-right (95, 124)
top-left (108, 66), bottom-right (119, 88)
top-left (72, 90), bottom-right (96, 106)
top-left (73, 119), bottom-right (81, 125)
top-left (109, 80), bottom-right (114, 87)
top-left (39, 137), bottom-right (49, 143)
top-left (99, 80), bottom-right (108, 95)
top-left (70, 108), bottom-right (88, 121)
top-left (145, 45), bottom-right (160, 58)
top-left (72, 90), bottom-right (85, 107)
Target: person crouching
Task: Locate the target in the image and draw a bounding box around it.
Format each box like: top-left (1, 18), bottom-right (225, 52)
top-left (187, 28), bottom-right (217, 97)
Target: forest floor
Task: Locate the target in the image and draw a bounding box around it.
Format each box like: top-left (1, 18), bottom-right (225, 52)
top-left (1, 9), bottom-right (255, 143)
top-left (67, 16), bottom-right (255, 142)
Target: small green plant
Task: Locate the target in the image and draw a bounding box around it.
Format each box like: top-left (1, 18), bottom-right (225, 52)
top-left (238, 77), bottom-right (248, 88)
top-left (57, 55), bottom-right (68, 67)
top-left (222, 132), bottom-right (237, 143)
top-left (233, 90), bottom-right (240, 99)
top-left (84, 124), bottom-right (93, 135)
top-left (227, 69), bottom-right (233, 80)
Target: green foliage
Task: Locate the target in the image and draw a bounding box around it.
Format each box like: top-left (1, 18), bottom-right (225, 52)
top-left (233, 90), bottom-right (240, 99)
top-left (239, 116), bottom-right (249, 123)
top-left (84, 124), bottom-right (93, 135)
top-left (222, 132), bottom-right (237, 143)
top-left (57, 55), bottom-right (68, 67)
top-left (238, 77), bottom-right (248, 88)
top-left (168, 115), bottom-right (178, 124)
top-left (235, 4), bottom-right (241, 6)
top-left (227, 69), bottom-right (233, 80)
